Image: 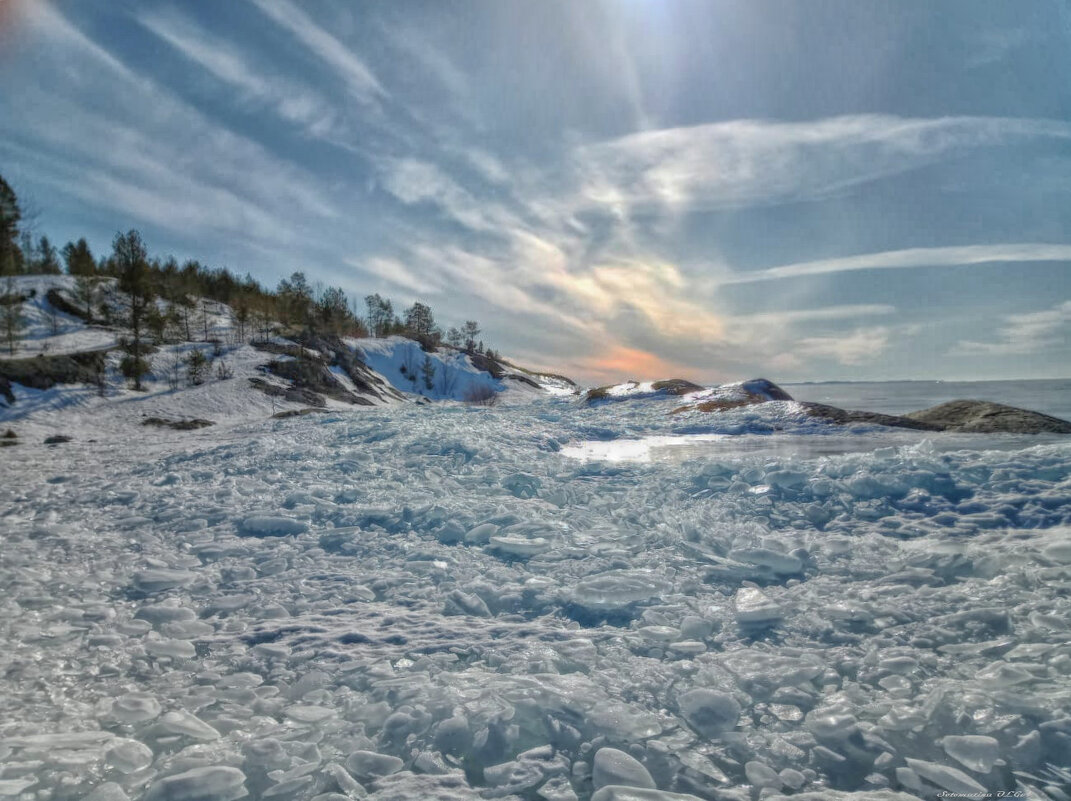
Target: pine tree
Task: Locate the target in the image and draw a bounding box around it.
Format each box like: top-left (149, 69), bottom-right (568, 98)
top-left (277, 272), bottom-right (312, 329)
top-left (233, 296), bottom-right (250, 343)
top-left (364, 293), bottom-right (393, 337)
top-left (36, 236), bottom-right (61, 274)
top-left (62, 238), bottom-right (96, 276)
top-left (0, 270), bottom-right (23, 355)
top-left (113, 230), bottom-right (153, 390)
top-left (462, 320), bottom-right (481, 353)
top-left (63, 238), bottom-right (98, 319)
top-left (0, 175), bottom-right (22, 276)
top-left (316, 286), bottom-right (351, 336)
top-left (146, 306), bottom-right (167, 344)
top-left (404, 301), bottom-right (440, 350)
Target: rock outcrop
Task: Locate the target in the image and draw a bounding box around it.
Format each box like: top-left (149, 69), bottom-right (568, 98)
top-left (671, 378), bottom-right (793, 414)
top-left (799, 402), bottom-right (944, 431)
top-left (906, 400), bottom-right (1071, 434)
top-left (0, 350), bottom-right (109, 405)
top-left (668, 379), bottom-right (1070, 434)
top-left (584, 378), bottom-right (705, 405)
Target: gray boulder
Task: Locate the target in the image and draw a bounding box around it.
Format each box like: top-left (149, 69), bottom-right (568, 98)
top-left (906, 400), bottom-right (1071, 434)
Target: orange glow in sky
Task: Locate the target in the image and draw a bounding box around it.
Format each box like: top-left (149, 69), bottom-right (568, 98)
top-left (571, 345), bottom-right (701, 384)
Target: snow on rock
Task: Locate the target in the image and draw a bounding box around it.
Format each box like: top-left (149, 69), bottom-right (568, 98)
top-left (347, 336), bottom-right (565, 402)
top-left (669, 378), bottom-right (794, 414)
top-left (144, 766), bottom-right (247, 801)
top-left (592, 747), bottom-right (656, 790)
top-left (582, 379), bottom-right (705, 405)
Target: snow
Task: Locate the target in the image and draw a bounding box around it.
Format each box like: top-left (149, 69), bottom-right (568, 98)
top-left (1, 358), bottom-right (1071, 798)
top-left (0, 275), bottom-right (117, 358)
top-left (346, 336), bottom-right (567, 403)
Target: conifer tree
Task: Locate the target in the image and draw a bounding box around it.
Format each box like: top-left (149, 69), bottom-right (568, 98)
top-left (0, 269), bottom-right (23, 355)
top-left (113, 230), bottom-right (153, 390)
top-left (36, 236), bottom-right (61, 274)
top-left (0, 175), bottom-right (22, 276)
top-left (63, 238), bottom-right (98, 319)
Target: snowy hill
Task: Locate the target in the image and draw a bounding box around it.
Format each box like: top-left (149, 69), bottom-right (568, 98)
top-left (348, 336), bottom-right (577, 403)
top-left (0, 275), bottom-right (577, 445)
top-left (0, 274), bottom-right (117, 357)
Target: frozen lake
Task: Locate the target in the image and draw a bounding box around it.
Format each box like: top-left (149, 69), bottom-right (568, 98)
top-left (1, 381), bottom-right (1070, 800)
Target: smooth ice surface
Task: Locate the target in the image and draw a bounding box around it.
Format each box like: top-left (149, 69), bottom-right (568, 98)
top-left (1, 383), bottom-right (1070, 800)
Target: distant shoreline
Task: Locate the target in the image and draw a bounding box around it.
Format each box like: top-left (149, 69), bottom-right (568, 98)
top-left (785, 377), bottom-right (1071, 386)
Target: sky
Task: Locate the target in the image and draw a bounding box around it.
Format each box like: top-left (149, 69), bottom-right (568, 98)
top-left (0, 0), bottom-right (1069, 384)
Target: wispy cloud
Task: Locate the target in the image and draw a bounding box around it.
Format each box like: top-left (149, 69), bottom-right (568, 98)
top-left (570, 345), bottom-right (700, 384)
top-left (356, 256), bottom-right (443, 296)
top-left (953, 300), bottom-right (1071, 356)
top-left (6, 2), bottom-right (1069, 384)
top-left (379, 158), bottom-right (503, 233)
top-left (6, 2), bottom-right (340, 255)
top-left (572, 115), bottom-right (1071, 217)
top-left (724, 244), bottom-right (1071, 285)
top-left (740, 304), bottom-right (897, 324)
top-left (540, 257), bottom-right (725, 342)
top-left (379, 22), bottom-right (470, 105)
top-left (139, 9), bottom-right (341, 138)
top-left (249, 0), bottom-right (385, 105)
top-left (793, 327), bottom-right (892, 366)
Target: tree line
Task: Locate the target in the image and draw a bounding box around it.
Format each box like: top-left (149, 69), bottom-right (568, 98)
top-left (0, 174), bottom-right (494, 387)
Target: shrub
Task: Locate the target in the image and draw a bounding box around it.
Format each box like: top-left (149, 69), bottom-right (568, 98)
top-left (119, 353), bottom-right (151, 388)
top-left (186, 349), bottom-right (208, 386)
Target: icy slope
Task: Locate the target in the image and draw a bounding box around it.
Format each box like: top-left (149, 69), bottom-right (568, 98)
top-left (0, 274), bottom-right (117, 357)
top-left (2, 398), bottom-right (1070, 799)
top-left (0, 339), bottom-right (404, 445)
top-left (348, 336), bottom-right (576, 402)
